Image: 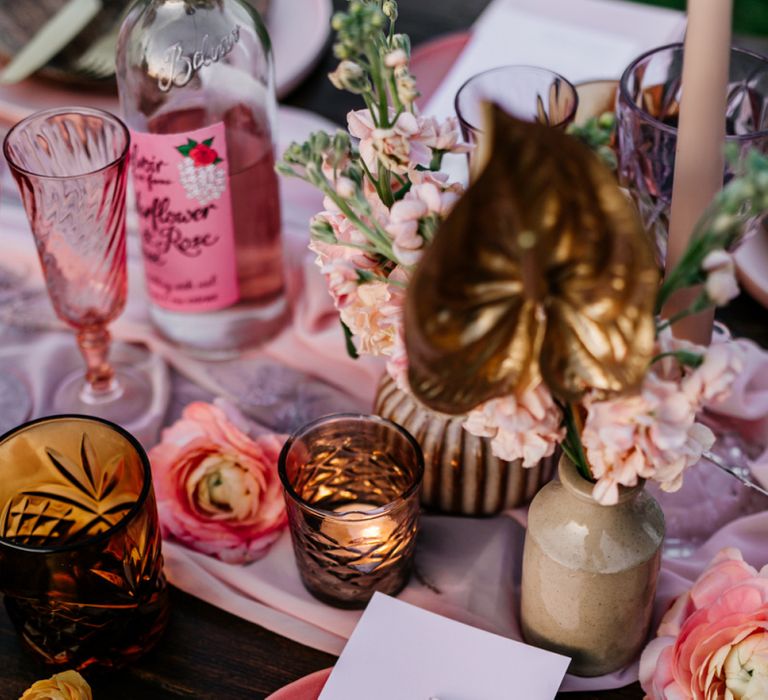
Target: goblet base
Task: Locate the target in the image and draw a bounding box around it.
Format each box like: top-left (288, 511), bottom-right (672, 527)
top-left (0, 373), bottom-right (32, 436)
top-left (52, 365), bottom-right (152, 426)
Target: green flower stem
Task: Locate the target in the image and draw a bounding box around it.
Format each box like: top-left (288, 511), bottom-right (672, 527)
top-left (359, 154), bottom-right (387, 204)
top-left (366, 42), bottom-right (389, 127)
top-left (388, 71), bottom-right (404, 113)
top-left (650, 350), bottom-right (704, 368)
top-left (322, 184), bottom-right (395, 259)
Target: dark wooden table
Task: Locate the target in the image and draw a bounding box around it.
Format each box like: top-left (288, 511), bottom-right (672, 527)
top-left (1, 1), bottom-right (767, 698)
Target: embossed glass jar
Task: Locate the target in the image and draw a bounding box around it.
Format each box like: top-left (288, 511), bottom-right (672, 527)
top-left (375, 375), bottom-right (555, 516)
top-left (279, 414), bottom-right (423, 608)
top-left (116, 0), bottom-right (287, 355)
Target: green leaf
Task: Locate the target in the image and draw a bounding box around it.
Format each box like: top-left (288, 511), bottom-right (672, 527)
top-left (213, 157), bottom-right (223, 164)
top-left (176, 139), bottom-right (198, 157)
top-left (202, 137), bottom-right (214, 146)
top-left (562, 403), bottom-right (593, 481)
top-left (340, 319), bottom-right (359, 360)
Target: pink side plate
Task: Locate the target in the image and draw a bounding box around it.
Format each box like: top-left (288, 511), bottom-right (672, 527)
top-left (410, 31), bottom-right (471, 108)
top-left (266, 668), bottom-right (332, 700)
top-left (734, 229), bottom-right (768, 309)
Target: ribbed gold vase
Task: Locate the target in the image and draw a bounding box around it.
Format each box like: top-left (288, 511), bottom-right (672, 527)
top-left (374, 375), bottom-right (555, 516)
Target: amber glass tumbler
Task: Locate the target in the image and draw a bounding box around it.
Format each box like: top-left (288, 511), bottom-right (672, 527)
top-left (0, 415), bottom-right (169, 670)
top-left (279, 414), bottom-right (423, 609)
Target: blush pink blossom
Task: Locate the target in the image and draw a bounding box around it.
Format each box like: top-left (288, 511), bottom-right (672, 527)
top-left (683, 341), bottom-right (745, 406)
top-left (321, 259), bottom-right (359, 309)
top-left (418, 116), bottom-right (472, 154)
top-left (339, 276), bottom-right (403, 356)
top-left (640, 548), bottom-right (768, 700)
top-left (463, 383), bottom-right (564, 467)
top-left (386, 198), bottom-right (428, 265)
top-left (347, 109), bottom-right (431, 175)
top-left (703, 249), bottom-right (740, 306)
top-left (582, 373), bottom-right (715, 505)
top-left (149, 402), bottom-right (287, 564)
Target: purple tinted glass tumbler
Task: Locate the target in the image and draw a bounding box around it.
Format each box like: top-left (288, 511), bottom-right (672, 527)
top-left (617, 44), bottom-right (768, 265)
top-left (3, 107), bottom-right (151, 424)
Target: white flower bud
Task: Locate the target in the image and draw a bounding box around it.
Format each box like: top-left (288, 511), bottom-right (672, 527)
top-left (384, 49), bottom-right (408, 69)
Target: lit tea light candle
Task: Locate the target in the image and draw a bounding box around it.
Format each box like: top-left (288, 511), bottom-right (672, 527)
top-left (279, 414), bottom-right (424, 608)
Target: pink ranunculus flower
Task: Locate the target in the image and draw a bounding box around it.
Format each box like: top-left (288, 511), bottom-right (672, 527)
top-left (463, 382), bottom-right (564, 467)
top-left (149, 402), bottom-right (288, 564)
top-left (640, 548), bottom-right (768, 700)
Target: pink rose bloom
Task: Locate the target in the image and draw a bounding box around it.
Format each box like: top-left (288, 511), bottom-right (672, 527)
top-left (149, 402), bottom-right (288, 564)
top-left (347, 109), bottom-right (431, 175)
top-left (640, 548), bottom-right (768, 700)
top-left (463, 383), bottom-right (564, 467)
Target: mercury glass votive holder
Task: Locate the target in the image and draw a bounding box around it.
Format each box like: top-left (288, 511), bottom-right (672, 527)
top-left (279, 413), bottom-right (424, 609)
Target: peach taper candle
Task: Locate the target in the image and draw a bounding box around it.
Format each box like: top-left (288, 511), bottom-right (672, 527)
top-left (663, 0), bottom-right (733, 345)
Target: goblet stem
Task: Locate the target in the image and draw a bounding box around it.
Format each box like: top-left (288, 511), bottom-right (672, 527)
top-left (76, 324), bottom-right (123, 404)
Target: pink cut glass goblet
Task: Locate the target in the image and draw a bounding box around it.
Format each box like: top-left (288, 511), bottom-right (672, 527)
top-left (3, 107), bottom-right (150, 424)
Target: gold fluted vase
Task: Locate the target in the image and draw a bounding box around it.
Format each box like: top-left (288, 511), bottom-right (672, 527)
top-left (374, 375), bottom-right (555, 516)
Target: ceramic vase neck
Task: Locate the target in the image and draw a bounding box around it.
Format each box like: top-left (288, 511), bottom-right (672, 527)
top-left (558, 456), bottom-right (644, 506)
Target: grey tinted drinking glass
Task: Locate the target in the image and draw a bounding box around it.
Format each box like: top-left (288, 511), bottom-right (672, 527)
top-left (455, 65), bottom-right (578, 148)
top-left (279, 413), bottom-right (423, 608)
top-left (617, 44), bottom-right (768, 264)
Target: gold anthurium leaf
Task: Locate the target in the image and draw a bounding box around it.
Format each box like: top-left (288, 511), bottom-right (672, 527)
top-left (404, 105), bottom-right (659, 414)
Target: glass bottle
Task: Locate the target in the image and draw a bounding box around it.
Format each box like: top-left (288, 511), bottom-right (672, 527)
top-left (116, 0), bottom-right (287, 356)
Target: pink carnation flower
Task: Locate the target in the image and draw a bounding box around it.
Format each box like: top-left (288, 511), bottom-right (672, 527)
top-left (149, 402), bottom-right (287, 564)
top-left (640, 548), bottom-right (768, 700)
top-left (463, 383), bottom-right (564, 467)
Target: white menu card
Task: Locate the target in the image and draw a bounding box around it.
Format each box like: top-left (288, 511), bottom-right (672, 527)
top-left (319, 593), bottom-right (570, 700)
top-left (425, 0), bottom-right (687, 121)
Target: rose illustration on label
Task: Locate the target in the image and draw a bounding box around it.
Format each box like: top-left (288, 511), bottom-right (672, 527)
top-left (177, 136), bottom-right (227, 206)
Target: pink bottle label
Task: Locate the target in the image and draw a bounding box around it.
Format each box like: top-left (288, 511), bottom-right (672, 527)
top-left (131, 121), bottom-right (239, 311)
